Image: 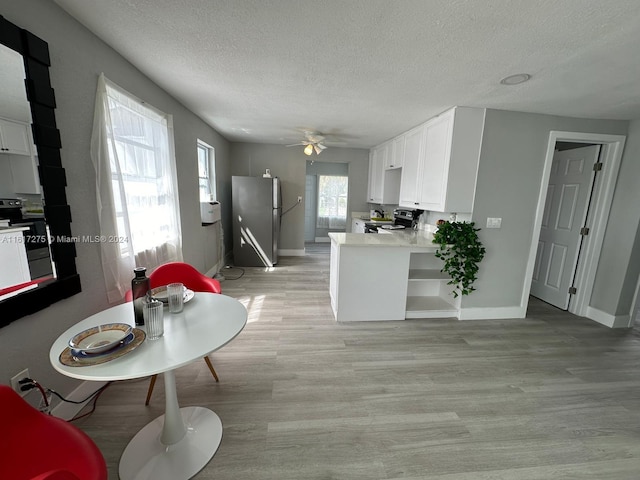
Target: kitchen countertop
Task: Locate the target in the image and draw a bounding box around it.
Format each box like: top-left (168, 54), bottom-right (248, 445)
top-left (329, 230), bottom-right (438, 251)
top-left (0, 226), bottom-right (30, 234)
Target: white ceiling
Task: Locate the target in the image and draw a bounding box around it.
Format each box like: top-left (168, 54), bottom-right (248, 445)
top-left (53, 0), bottom-right (640, 149)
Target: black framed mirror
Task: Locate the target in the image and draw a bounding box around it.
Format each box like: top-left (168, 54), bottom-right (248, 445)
top-left (0, 15), bottom-right (81, 328)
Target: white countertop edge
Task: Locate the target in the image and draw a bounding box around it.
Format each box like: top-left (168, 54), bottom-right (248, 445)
top-left (328, 231), bottom-right (438, 251)
top-left (0, 226), bottom-right (30, 234)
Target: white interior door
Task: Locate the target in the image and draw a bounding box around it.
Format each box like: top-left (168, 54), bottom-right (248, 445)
top-left (531, 145), bottom-right (601, 309)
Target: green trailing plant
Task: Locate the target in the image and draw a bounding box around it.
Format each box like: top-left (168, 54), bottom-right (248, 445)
top-left (432, 221), bottom-right (486, 297)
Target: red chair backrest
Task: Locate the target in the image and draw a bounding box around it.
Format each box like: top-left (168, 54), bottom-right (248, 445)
top-left (149, 262), bottom-right (221, 293)
top-left (0, 385), bottom-right (107, 480)
top-left (124, 262), bottom-right (222, 302)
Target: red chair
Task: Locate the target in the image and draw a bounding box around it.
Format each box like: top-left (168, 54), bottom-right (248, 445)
top-left (0, 385), bottom-right (107, 480)
top-left (126, 262), bottom-right (222, 405)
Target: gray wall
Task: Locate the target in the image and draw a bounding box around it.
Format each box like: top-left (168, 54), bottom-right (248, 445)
top-left (465, 108), bottom-right (632, 315)
top-left (230, 143), bottom-right (369, 251)
top-left (593, 119), bottom-right (640, 315)
top-left (0, 0), bottom-right (231, 399)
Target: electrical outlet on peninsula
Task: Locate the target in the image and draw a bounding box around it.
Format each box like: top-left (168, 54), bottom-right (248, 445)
top-left (10, 368), bottom-right (30, 396)
top-left (486, 217), bottom-right (502, 229)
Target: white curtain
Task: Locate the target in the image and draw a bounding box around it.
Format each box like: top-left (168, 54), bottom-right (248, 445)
top-left (90, 73), bottom-right (183, 303)
top-left (316, 175), bottom-right (348, 229)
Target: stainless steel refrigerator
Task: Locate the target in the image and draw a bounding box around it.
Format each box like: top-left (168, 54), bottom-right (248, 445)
top-left (232, 176), bottom-right (282, 267)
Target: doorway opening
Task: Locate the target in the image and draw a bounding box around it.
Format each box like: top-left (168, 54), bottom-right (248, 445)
top-left (304, 161), bottom-right (349, 245)
top-left (530, 143), bottom-right (602, 310)
top-left (524, 131), bottom-right (626, 324)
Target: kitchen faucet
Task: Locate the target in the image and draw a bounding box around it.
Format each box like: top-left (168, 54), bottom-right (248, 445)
top-left (374, 209), bottom-right (384, 218)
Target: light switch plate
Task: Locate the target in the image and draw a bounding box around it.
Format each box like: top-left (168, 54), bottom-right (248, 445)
top-left (486, 217), bottom-right (502, 229)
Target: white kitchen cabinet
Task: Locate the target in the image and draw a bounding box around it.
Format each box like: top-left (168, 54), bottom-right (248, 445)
top-left (398, 125), bottom-right (424, 206)
top-left (0, 118), bottom-right (32, 156)
top-left (328, 231), bottom-right (462, 321)
top-left (366, 146), bottom-right (383, 203)
top-left (0, 118), bottom-right (40, 194)
top-left (378, 138), bottom-right (399, 170)
top-left (0, 227), bottom-right (31, 290)
top-left (387, 135), bottom-right (404, 169)
top-left (10, 155), bottom-right (41, 194)
top-left (367, 143), bottom-right (401, 204)
top-left (399, 106), bottom-right (485, 213)
top-left (351, 217), bottom-right (366, 233)
top-left (329, 237), bottom-right (410, 321)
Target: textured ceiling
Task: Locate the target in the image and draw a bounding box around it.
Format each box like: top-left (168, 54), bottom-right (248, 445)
top-left (53, 0), bottom-right (640, 148)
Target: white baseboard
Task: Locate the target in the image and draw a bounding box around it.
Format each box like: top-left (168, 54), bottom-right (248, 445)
top-left (51, 380), bottom-right (108, 421)
top-left (314, 237), bottom-right (331, 243)
top-left (279, 249), bottom-right (306, 256)
top-left (458, 305), bottom-right (526, 320)
top-left (205, 265), bottom-right (218, 278)
top-left (586, 306), bottom-right (631, 328)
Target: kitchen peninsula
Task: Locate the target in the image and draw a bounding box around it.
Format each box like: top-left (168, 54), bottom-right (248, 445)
top-left (328, 230), bottom-right (460, 322)
top-left (0, 225), bottom-right (31, 290)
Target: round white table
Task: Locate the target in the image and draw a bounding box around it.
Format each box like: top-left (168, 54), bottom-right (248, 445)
top-left (49, 293), bottom-right (247, 480)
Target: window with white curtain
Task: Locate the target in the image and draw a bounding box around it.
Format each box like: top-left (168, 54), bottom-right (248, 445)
top-left (91, 73), bottom-right (183, 302)
top-left (197, 140), bottom-right (216, 202)
top-left (316, 175), bottom-right (348, 229)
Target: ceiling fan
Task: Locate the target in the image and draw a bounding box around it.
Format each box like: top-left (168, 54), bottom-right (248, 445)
top-left (286, 131), bottom-right (328, 155)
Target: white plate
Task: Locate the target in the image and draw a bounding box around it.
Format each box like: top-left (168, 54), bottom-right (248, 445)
top-left (150, 286), bottom-right (195, 304)
top-left (68, 323), bottom-right (133, 354)
top-left (150, 285), bottom-right (186, 303)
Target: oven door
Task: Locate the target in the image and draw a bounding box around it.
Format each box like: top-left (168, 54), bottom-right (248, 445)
top-left (12, 219), bottom-right (48, 251)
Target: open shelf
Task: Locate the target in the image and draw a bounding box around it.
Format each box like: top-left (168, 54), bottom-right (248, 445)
top-left (408, 268), bottom-right (449, 280)
top-left (405, 252), bottom-right (459, 319)
top-left (405, 296), bottom-right (458, 318)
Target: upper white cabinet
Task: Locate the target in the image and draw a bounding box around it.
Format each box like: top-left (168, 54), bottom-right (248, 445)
top-left (367, 145), bottom-right (384, 203)
top-left (398, 107), bottom-right (485, 213)
top-left (10, 155), bottom-right (41, 194)
top-left (0, 118), bottom-right (32, 156)
top-left (367, 142), bottom-right (400, 204)
top-left (389, 135), bottom-right (405, 169)
top-left (0, 118), bottom-right (41, 194)
top-left (397, 125), bottom-right (423, 207)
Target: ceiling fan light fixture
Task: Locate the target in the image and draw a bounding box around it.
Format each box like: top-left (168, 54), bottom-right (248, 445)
top-left (500, 73), bottom-right (531, 85)
top-left (313, 144), bottom-right (322, 155)
top-left (304, 144), bottom-right (314, 155)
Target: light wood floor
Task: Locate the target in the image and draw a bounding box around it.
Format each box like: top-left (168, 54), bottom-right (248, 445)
top-left (76, 243), bottom-right (640, 479)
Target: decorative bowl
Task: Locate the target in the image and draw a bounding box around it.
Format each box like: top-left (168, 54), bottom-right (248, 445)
top-left (68, 323), bottom-right (133, 354)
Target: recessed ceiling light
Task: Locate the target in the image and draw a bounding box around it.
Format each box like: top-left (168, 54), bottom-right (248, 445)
top-left (500, 73), bottom-right (531, 85)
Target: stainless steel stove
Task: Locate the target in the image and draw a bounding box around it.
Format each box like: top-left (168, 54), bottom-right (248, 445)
top-left (0, 198), bottom-right (53, 279)
top-left (364, 209), bottom-right (423, 233)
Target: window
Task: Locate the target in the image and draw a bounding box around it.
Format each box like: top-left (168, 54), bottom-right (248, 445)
top-left (197, 141), bottom-right (216, 202)
top-left (91, 74), bottom-right (183, 302)
top-left (316, 175), bottom-right (348, 229)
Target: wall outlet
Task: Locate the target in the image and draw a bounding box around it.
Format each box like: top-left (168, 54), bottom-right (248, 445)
top-left (486, 217), bottom-right (502, 229)
top-left (10, 368), bottom-right (30, 396)
top-left (297, 196), bottom-right (302, 203)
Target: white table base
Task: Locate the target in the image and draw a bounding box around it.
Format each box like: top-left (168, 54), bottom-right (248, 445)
top-left (119, 370), bottom-right (223, 479)
top-left (119, 406), bottom-right (222, 479)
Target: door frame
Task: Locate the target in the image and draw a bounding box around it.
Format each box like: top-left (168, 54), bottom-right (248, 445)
top-left (523, 131), bottom-right (626, 322)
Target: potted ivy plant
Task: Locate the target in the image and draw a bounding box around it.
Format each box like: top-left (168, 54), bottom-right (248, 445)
top-left (432, 221), bottom-right (486, 297)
